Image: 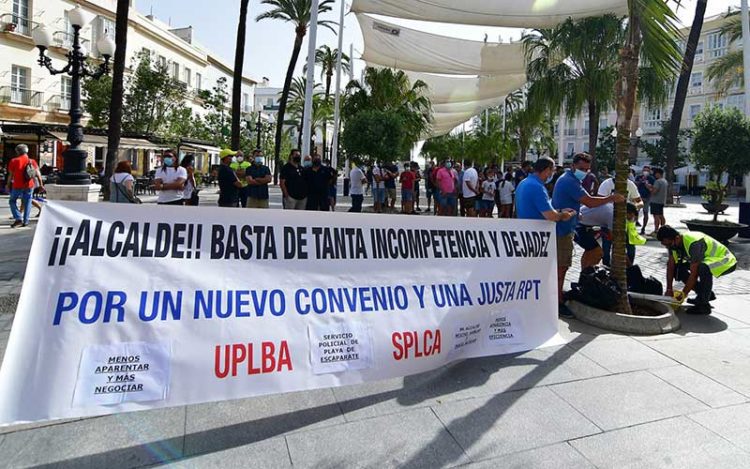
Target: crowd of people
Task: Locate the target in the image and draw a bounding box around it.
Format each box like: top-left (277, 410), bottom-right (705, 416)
top-left (5, 144), bottom-right (736, 317)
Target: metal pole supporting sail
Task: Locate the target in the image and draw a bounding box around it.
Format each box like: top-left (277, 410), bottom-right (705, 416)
top-left (301, 0), bottom-right (319, 158)
top-left (331, 0), bottom-right (346, 171)
top-left (743, 0), bottom-right (750, 202)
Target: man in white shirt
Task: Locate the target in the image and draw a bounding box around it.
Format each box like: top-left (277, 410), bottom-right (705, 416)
top-left (349, 165), bottom-right (366, 213)
top-left (598, 177), bottom-right (642, 208)
top-left (154, 150), bottom-right (187, 206)
top-left (461, 159), bottom-right (479, 217)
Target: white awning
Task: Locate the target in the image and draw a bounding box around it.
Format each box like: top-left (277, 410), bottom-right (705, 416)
top-left (351, 0), bottom-right (627, 28)
top-left (180, 142), bottom-right (220, 154)
top-left (358, 14), bottom-right (526, 76)
top-left (119, 138), bottom-right (169, 150)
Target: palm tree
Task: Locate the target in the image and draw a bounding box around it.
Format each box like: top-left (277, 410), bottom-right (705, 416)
top-left (343, 67), bottom-right (432, 157)
top-left (231, 0), bottom-right (251, 150)
top-left (524, 15), bottom-right (624, 166)
top-left (309, 45), bottom-right (350, 158)
top-left (665, 0), bottom-right (708, 199)
top-left (286, 76), bottom-right (321, 147)
top-left (706, 9), bottom-right (745, 95)
top-left (611, 0), bottom-right (681, 313)
top-left (256, 0), bottom-right (335, 182)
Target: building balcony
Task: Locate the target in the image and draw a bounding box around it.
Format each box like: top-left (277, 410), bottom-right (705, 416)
top-left (52, 31), bottom-right (91, 51)
top-left (46, 94), bottom-right (70, 112)
top-left (688, 86), bottom-right (703, 96)
top-left (0, 86), bottom-right (44, 108)
top-left (0, 13), bottom-right (37, 37)
top-left (564, 129), bottom-right (577, 136)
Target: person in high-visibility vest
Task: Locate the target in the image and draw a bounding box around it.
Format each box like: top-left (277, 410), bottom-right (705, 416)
top-left (657, 226), bottom-right (737, 315)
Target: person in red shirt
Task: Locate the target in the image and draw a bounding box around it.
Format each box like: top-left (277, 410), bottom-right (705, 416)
top-left (7, 144), bottom-right (43, 228)
top-left (399, 162), bottom-right (416, 214)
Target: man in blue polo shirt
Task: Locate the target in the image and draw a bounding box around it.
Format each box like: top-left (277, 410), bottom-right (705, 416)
top-left (552, 153), bottom-right (624, 317)
top-left (516, 157), bottom-right (578, 317)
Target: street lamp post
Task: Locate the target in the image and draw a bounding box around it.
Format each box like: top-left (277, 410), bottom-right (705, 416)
top-left (255, 108), bottom-right (263, 150)
top-left (31, 6), bottom-right (114, 186)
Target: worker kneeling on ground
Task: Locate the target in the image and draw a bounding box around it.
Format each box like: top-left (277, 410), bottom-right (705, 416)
top-left (657, 226), bottom-right (737, 315)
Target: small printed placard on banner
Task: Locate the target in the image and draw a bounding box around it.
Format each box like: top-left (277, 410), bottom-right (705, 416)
top-left (308, 323), bottom-right (374, 375)
top-left (72, 342), bottom-right (171, 407)
top-left (485, 310), bottom-right (525, 346)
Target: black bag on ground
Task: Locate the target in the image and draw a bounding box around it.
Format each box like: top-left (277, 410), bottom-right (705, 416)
top-left (627, 265), bottom-right (664, 296)
top-left (576, 265), bottom-right (622, 310)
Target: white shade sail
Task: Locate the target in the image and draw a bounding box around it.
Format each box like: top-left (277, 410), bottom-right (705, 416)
top-left (351, 0), bottom-right (627, 28)
top-left (358, 14), bottom-right (526, 76)
top-left (404, 71), bottom-right (527, 105)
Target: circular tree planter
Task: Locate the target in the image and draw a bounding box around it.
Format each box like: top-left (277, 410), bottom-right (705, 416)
top-left (567, 293), bottom-right (680, 335)
top-left (701, 202), bottom-right (729, 214)
top-left (682, 219), bottom-right (748, 244)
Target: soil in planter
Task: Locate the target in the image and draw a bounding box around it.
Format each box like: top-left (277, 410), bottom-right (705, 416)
top-left (629, 301), bottom-right (664, 317)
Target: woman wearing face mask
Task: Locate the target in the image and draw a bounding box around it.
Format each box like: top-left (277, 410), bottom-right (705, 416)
top-left (154, 150), bottom-right (187, 206)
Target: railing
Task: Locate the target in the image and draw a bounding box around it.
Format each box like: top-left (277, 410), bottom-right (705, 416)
top-left (0, 86), bottom-right (44, 107)
top-left (46, 94), bottom-right (70, 112)
top-left (0, 13), bottom-right (36, 36)
top-left (52, 31), bottom-right (91, 50)
top-left (688, 86), bottom-right (703, 96)
top-left (564, 128), bottom-right (577, 136)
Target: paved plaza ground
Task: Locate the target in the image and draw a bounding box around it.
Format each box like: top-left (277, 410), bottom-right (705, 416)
top-left (1, 186), bottom-right (750, 468)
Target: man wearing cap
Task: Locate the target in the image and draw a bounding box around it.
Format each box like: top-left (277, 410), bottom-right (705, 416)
top-left (658, 226), bottom-right (737, 315)
top-left (230, 150), bottom-right (252, 207)
top-left (218, 149), bottom-right (242, 208)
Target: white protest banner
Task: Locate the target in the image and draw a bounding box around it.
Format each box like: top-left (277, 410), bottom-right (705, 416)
top-left (0, 201), bottom-right (563, 425)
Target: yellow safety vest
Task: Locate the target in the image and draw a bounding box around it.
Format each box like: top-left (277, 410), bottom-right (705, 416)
top-left (671, 231), bottom-right (737, 277)
top-left (627, 221), bottom-right (647, 246)
top-left (230, 161), bottom-right (251, 171)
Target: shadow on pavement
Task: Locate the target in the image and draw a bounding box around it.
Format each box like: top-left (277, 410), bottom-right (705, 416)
top-left (36, 336), bottom-right (588, 468)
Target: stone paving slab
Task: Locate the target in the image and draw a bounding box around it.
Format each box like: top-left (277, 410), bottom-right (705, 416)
top-left (431, 387), bottom-right (601, 462)
top-left (462, 442), bottom-right (595, 468)
top-left (285, 407), bottom-right (470, 468)
top-left (183, 388), bottom-right (345, 457)
top-left (550, 371), bottom-right (708, 431)
top-left (332, 346), bottom-right (610, 423)
top-left (0, 406), bottom-right (186, 468)
top-left (689, 403), bottom-right (750, 453)
top-left (570, 416), bottom-right (750, 468)
top-left (568, 337), bottom-right (678, 373)
top-left (164, 437), bottom-right (291, 468)
top-left (651, 366), bottom-right (748, 408)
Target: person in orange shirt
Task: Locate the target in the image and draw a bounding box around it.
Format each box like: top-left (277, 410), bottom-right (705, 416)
top-left (7, 144), bottom-right (44, 228)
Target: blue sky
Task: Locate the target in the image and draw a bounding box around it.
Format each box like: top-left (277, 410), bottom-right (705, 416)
top-left (135, 0), bottom-right (737, 87)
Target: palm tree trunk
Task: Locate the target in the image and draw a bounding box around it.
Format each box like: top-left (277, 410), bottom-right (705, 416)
top-left (274, 30), bottom-right (305, 184)
top-left (231, 0), bottom-right (250, 150)
top-left (666, 0), bottom-right (707, 199)
top-left (588, 100), bottom-right (600, 168)
top-left (104, 0), bottom-right (129, 200)
top-left (612, 11), bottom-right (642, 315)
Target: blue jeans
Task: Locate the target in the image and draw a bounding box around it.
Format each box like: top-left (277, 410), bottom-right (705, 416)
top-left (10, 189), bottom-right (32, 225)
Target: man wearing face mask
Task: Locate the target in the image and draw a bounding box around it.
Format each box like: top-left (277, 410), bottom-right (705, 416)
top-left (552, 153), bottom-right (624, 318)
top-left (658, 225), bottom-right (736, 315)
top-left (280, 149), bottom-right (308, 210)
top-left (230, 151), bottom-right (251, 208)
top-left (245, 149), bottom-right (272, 209)
top-left (303, 156), bottom-right (332, 211)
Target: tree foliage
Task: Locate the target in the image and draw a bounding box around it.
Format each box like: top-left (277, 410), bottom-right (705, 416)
top-left (121, 51), bottom-right (189, 136)
top-left (639, 119), bottom-right (690, 169)
top-left (692, 106), bottom-right (750, 181)
top-left (83, 74), bottom-right (113, 129)
top-left (342, 110), bottom-right (406, 164)
top-left (342, 67), bottom-right (431, 160)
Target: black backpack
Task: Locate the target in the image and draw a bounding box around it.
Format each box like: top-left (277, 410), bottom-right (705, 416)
top-left (627, 265), bottom-right (664, 296)
top-left (573, 265), bottom-right (623, 310)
